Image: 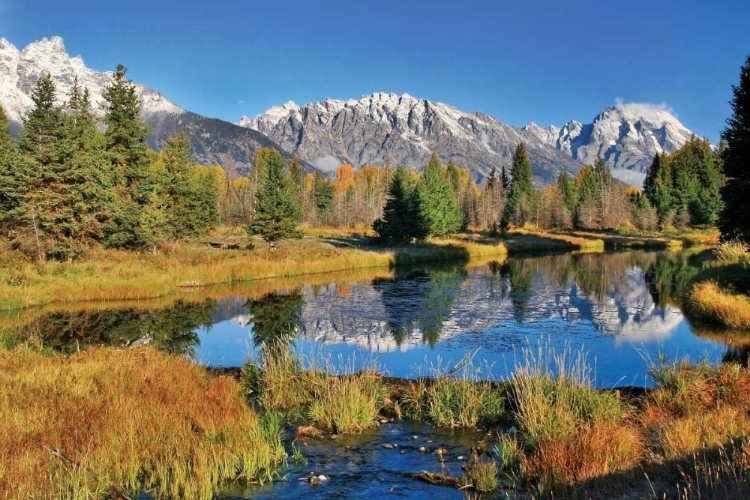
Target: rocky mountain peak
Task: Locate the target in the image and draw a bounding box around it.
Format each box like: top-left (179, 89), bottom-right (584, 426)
top-left (242, 92), bottom-right (585, 183)
top-left (0, 35), bottom-right (304, 175)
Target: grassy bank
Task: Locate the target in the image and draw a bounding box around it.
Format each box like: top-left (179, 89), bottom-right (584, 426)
top-left (685, 240), bottom-right (750, 330)
top-left (0, 346), bottom-right (286, 499)
top-left (0, 225), bottom-right (716, 312)
top-left (0, 236), bottom-right (506, 311)
top-left (3, 338), bottom-right (749, 498)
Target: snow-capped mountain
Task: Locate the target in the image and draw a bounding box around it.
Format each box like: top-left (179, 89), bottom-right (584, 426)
top-left (0, 36), bottom-right (299, 173)
top-left (2, 36), bottom-right (696, 184)
top-left (241, 93), bottom-right (695, 185)
top-left (239, 93), bottom-right (585, 184)
top-left (523, 102), bottom-right (694, 183)
top-left (0, 36), bottom-right (181, 125)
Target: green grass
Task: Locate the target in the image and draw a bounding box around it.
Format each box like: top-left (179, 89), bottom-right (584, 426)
top-left (243, 346), bottom-right (386, 434)
top-left (399, 357), bottom-right (504, 428)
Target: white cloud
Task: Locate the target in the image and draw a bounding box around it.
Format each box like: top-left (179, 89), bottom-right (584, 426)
top-left (238, 99), bottom-right (245, 105)
top-left (613, 98), bottom-right (678, 121)
top-left (312, 155), bottom-right (341, 172)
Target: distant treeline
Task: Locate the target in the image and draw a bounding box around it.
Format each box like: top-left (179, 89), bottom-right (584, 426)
top-left (0, 66), bottom-right (733, 260)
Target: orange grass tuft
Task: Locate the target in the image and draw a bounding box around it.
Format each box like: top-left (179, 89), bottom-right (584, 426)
top-left (0, 347), bottom-right (285, 499)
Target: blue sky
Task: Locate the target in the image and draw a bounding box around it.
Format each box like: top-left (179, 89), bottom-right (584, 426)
top-left (2, 0), bottom-right (748, 142)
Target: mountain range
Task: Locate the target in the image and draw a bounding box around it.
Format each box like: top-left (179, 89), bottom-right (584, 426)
top-left (1, 36), bottom-right (695, 185)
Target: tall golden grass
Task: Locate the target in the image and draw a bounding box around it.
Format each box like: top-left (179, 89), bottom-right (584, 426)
top-left (688, 280), bottom-right (750, 329)
top-left (0, 237), bottom-right (507, 311)
top-left (0, 347), bottom-right (286, 499)
top-left (244, 346), bottom-right (386, 434)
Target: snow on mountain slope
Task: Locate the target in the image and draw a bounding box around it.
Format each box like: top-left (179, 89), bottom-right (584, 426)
top-left (0, 36), bottom-right (182, 125)
top-left (524, 102), bottom-right (694, 181)
top-left (240, 92), bottom-right (584, 184)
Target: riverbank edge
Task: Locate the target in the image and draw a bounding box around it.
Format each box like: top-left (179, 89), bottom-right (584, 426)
top-left (0, 228), bottom-right (711, 312)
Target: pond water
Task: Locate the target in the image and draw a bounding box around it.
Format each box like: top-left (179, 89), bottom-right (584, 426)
top-left (5, 248), bottom-right (746, 387)
top-left (6, 248), bottom-right (748, 499)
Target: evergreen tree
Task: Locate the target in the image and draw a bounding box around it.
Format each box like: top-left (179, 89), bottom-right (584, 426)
top-left (313, 172), bottom-right (333, 225)
top-left (57, 80), bottom-right (115, 253)
top-left (246, 147), bottom-right (301, 247)
top-left (0, 105), bottom-right (21, 229)
top-left (502, 143), bottom-right (535, 228)
top-left (153, 131), bottom-right (217, 240)
top-left (415, 153), bottom-right (462, 237)
top-left (501, 165), bottom-right (511, 192)
top-left (643, 153), bottom-right (674, 223)
top-left (288, 153), bottom-right (304, 222)
top-left (445, 160), bottom-right (461, 194)
top-left (670, 136), bottom-right (724, 226)
top-left (372, 166), bottom-right (423, 242)
top-left (720, 55), bottom-right (750, 242)
top-left (556, 172), bottom-right (578, 212)
top-left (102, 64), bottom-right (154, 249)
top-left (486, 166), bottom-right (498, 191)
top-left (17, 73), bottom-right (65, 260)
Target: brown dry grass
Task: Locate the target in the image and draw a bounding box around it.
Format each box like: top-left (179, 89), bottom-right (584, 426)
top-left (521, 423), bottom-right (643, 492)
top-left (0, 347), bottom-right (285, 499)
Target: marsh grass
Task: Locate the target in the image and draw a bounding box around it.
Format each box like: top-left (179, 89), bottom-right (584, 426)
top-left (0, 237), bottom-right (507, 311)
top-left (687, 280), bottom-right (750, 329)
top-left (464, 460), bottom-right (500, 493)
top-left (509, 228), bottom-right (605, 252)
top-left (509, 345), bottom-right (626, 448)
top-left (714, 239), bottom-right (750, 265)
top-left (0, 346), bottom-right (286, 499)
top-left (400, 355), bottom-right (504, 428)
top-left (497, 344), bottom-right (642, 493)
top-left (244, 347), bottom-right (386, 434)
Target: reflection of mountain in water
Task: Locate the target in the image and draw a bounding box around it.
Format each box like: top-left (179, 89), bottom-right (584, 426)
top-left (277, 252), bottom-right (690, 352)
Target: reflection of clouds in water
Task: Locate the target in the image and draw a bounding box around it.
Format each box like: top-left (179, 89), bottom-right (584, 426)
top-left (581, 269), bottom-right (685, 343)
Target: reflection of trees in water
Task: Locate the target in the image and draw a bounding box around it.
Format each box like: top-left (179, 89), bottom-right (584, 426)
top-left (499, 260), bottom-right (533, 324)
top-left (17, 300), bottom-right (216, 356)
top-left (373, 267), bottom-right (466, 347)
top-left (246, 291), bottom-right (305, 348)
top-left (641, 251), bottom-right (704, 309)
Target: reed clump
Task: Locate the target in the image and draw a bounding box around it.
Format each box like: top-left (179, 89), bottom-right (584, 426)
top-left (687, 280), bottom-right (750, 329)
top-left (399, 357), bottom-right (504, 428)
top-left (502, 346), bottom-right (639, 493)
top-left (0, 346), bottom-right (286, 499)
top-left (244, 347), bottom-right (386, 434)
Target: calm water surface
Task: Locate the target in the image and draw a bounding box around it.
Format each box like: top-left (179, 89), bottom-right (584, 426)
top-left (7, 248), bottom-right (743, 388)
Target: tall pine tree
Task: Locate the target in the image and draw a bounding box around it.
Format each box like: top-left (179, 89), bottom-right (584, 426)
top-left (415, 153), bottom-right (462, 237)
top-left (373, 166), bottom-right (423, 242)
top-left (246, 148), bottom-right (301, 247)
top-left (719, 55), bottom-right (750, 242)
top-left (17, 73), bottom-right (65, 260)
top-left (58, 79), bottom-right (115, 250)
top-left (502, 143), bottom-right (536, 228)
top-left (0, 105), bottom-right (21, 229)
top-left (102, 64), bottom-right (154, 249)
top-left (643, 152), bottom-right (674, 224)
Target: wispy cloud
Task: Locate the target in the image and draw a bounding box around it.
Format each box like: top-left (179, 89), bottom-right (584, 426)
top-left (238, 99), bottom-right (245, 105)
top-left (614, 97), bottom-right (677, 118)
